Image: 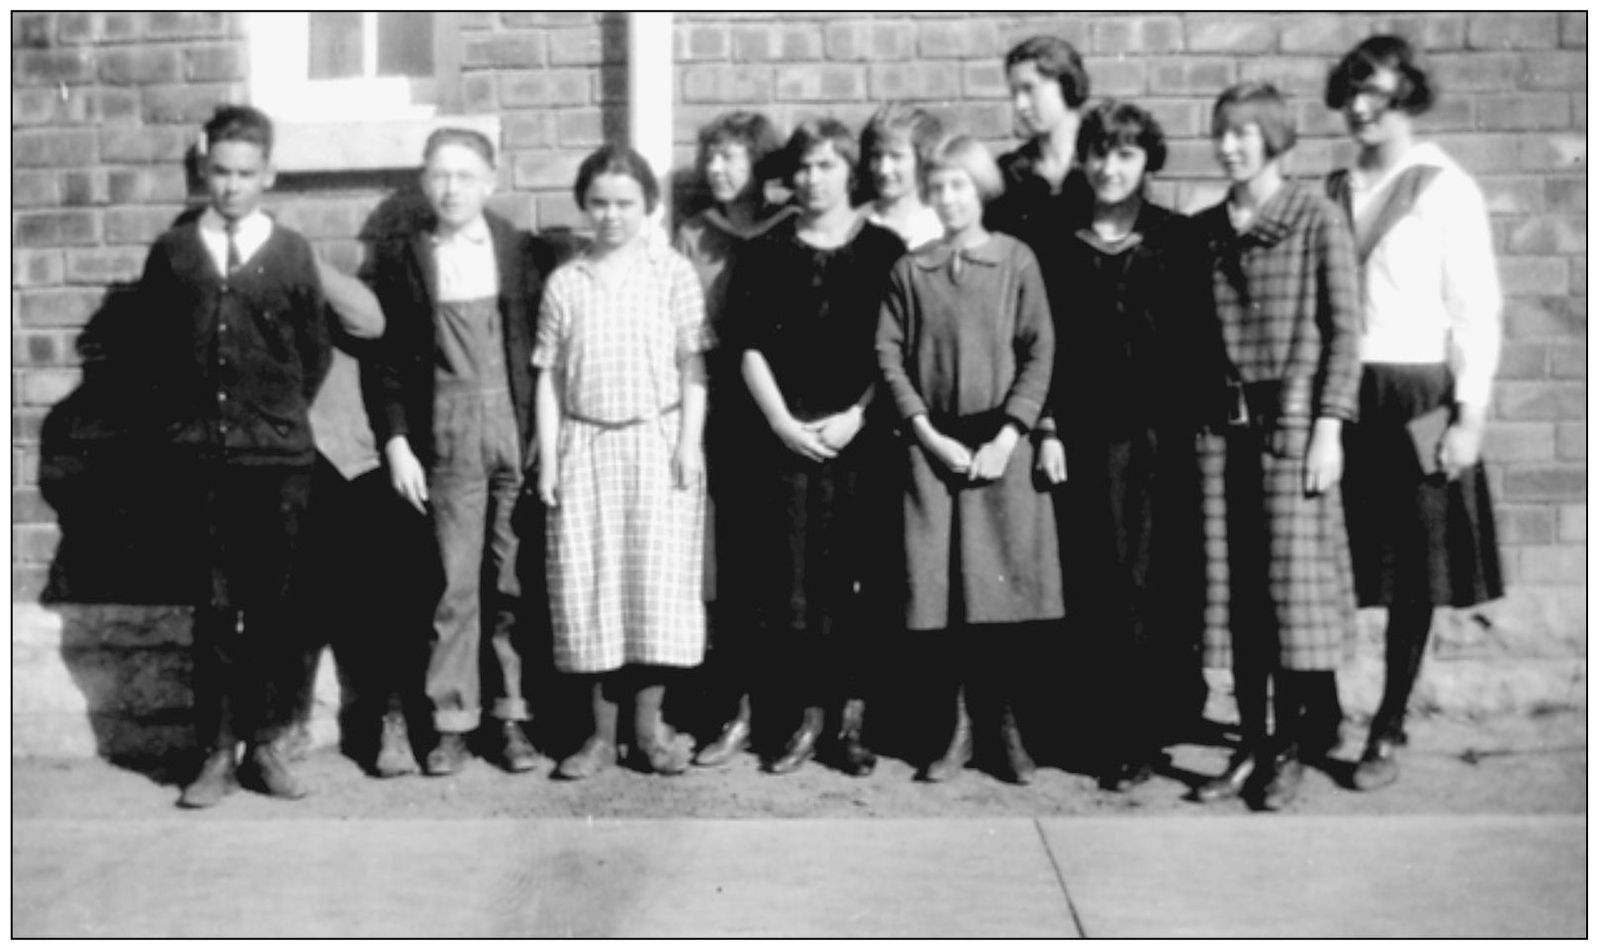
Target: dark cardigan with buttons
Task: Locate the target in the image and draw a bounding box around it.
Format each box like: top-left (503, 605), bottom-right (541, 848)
top-left (135, 218), bottom-right (331, 466)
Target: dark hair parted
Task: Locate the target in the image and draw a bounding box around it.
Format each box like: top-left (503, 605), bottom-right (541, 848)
top-left (573, 143), bottom-right (661, 213)
top-left (1211, 81), bottom-right (1297, 158)
top-left (859, 102), bottom-right (944, 195)
top-left (778, 117), bottom-right (859, 188)
top-left (1075, 99), bottom-right (1168, 175)
top-left (696, 110), bottom-right (785, 176)
top-left (204, 104), bottom-right (274, 158)
top-left (1324, 34), bottom-right (1435, 115)
top-left (1003, 35), bottom-right (1090, 109)
top-left (423, 127), bottom-right (496, 168)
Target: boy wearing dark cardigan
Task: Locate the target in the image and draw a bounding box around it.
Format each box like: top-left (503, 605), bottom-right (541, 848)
top-left (135, 105), bottom-right (331, 807)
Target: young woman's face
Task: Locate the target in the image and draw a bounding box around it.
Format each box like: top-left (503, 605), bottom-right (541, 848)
top-left (869, 135), bottom-right (919, 203)
top-left (926, 165), bottom-right (983, 235)
top-left (583, 171), bottom-right (649, 251)
top-left (1341, 64), bottom-right (1410, 149)
top-left (1212, 120), bottom-right (1271, 185)
top-left (1007, 60), bottom-right (1071, 138)
top-left (422, 143), bottom-right (495, 232)
top-left (1085, 143), bottom-right (1149, 209)
top-left (704, 139), bottom-right (754, 207)
top-left (792, 140), bottom-right (852, 215)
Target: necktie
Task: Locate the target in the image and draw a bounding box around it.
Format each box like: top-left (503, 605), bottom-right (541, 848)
top-left (224, 220), bottom-right (241, 277)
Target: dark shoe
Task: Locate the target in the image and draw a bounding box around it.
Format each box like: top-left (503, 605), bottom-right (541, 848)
top-left (241, 743), bottom-right (308, 800)
top-left (636, 724), bottom-right (693, 776)
top-left (497, 720), bottom-right (541, 774)
top-left (999, 703), bottom-right (1036, 786)
top-left (1193, 750), bottom-right (1258, 803)
top-left (373, 712), bottom-right (419, 778)
top-left (1257, 748), bottom-right (1304, 811)
top-left (924, 689), bottom-right (973, 783)
top-left (766, 707), bottom-right (823, 775)
top-left (177, 748), bottom-right (238, 809)
top-left (1352, 736), bottom-right (1400, 791)
top-left (424, 732), bottom-right (470, 777)
top-left (1099, 756), bottom-right (1159, 792)
top-left (1300, 726), bottom-right (1343, 763)
top-left (694, 717), bottom-right (751, 768)
top-left (556, 735), bottom-right (617, 780)
top-left (835, 698), bottom-right (877, 777)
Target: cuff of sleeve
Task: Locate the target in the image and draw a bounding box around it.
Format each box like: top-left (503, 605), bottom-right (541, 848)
top-left (1001, 396), bottom-right (1043, 431)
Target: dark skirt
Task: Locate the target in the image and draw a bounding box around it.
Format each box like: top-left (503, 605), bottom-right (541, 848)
top-left (1342, 363), bottom-right (1505, 608)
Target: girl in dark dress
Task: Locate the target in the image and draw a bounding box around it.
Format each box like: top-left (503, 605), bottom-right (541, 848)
top-left (726, 119), bottom-right (907, 776)
top-left (1038, 101), bottom-right (1211, 790)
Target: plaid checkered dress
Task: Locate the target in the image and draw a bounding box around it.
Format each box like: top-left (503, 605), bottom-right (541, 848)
top-left (1192, 182), bottom-right (1362, 672)
top-left (532, 243), bottom-right (712, 673)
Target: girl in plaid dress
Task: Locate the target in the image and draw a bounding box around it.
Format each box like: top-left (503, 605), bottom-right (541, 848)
top-left (533, 145), bottom-right (711, 779)
top-left (1191, 83), bottom-right (1362, 811)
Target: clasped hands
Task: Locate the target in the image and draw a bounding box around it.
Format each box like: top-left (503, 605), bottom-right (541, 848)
top-left (914, 415), bottom-right (1019, 483)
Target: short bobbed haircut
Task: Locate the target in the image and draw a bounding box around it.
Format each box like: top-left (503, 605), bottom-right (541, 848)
top-left (423, 127), bottom-right (496, 168)
top-left (573, 143), bottom-right (661, 214)
top-left (1075, 99), bottom-right (1168, 175)
top-left (778, 117), bottom-right (859, 188)
top-left (925, 135), bottom-right (1004, 205)
top-left (1211, 81), bottom-right (1297, 158)
top-left (859, 102), bottom-right (945, 192)
top-left (1324, 34), bottom-right (1435, 116)
top-left (696, 110), bottom-right (784, 178)
top-left (204, 104), bottom-right (274, 158)
top-left (1003, 35), bottom-right (1090, 109)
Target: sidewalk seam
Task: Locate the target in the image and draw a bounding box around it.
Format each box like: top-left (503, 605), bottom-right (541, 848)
top-left (1032, 818), bottom-right (1088, 938)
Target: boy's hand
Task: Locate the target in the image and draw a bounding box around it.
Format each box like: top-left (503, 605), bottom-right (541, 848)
top-left (385, 437), bottom-right (429, 514)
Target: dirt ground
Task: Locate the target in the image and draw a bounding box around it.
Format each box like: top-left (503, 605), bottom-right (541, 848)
top-left (12, 710), bottom-right (1585, 821)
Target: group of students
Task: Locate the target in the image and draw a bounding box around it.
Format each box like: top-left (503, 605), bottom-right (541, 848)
top-left (149, 32), bottom-right (1503, 813)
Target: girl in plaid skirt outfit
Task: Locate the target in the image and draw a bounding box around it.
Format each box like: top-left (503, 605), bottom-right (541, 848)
top-left (534, 145), bottom-right (711, 779)
top-left (1191, 83), bottom-right (1362, 811)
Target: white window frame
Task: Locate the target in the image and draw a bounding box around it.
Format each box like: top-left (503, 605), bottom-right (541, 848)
top-left (246, 12), bottom-right (436, 123)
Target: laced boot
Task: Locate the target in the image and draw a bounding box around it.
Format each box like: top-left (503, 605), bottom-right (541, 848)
top-left (835, 698), bottom-right (877, 777)
top-left (1257, 743), bottom-right (1304, 811)
top-left (998, 701), bottom-right (1037, 785)
top-left (767, 706), bottom-right (823, 775)
top-left (924, 688), bottom-right (973, 783)
top-left (557, 681), bottom-right (619, 780)
top-left (373, 711), bottom-right (419, 778)
top-left (241, 741), bottom-right (308, 800)
top-left (178, 746), bottom-right (238, 809)
top-left (633, 683), bottom-right (692, 775)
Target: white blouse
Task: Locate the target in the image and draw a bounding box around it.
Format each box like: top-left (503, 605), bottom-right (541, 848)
top-left (1349, 142), bottom-right (1503, 408)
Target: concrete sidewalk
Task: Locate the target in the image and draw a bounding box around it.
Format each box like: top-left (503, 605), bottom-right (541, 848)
top-left (13, 815), bottom-right (1584, 938)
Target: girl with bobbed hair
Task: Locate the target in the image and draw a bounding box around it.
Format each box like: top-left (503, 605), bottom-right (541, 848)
top-left (672, 110), bottom-right (798, 769)
top-left (1190, 82), bottom-right (1362, 811)
top-left (859, 101), bottom-right (945, 250)
top-left (1324, 36), bottom-right (1504, 792)
top-left (1038, 99), bottom-right (1213, 790)
top-left (534, 143), bottom-right (712, 779)
top-left (724, 117), bottom-right (907, 777)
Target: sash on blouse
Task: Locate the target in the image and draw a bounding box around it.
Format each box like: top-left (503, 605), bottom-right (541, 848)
top-left (1325, 163), bottom-right (1443, 265)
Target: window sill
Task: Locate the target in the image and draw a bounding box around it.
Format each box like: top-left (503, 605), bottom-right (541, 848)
top-left (272, 114), bottom-right (501, 173)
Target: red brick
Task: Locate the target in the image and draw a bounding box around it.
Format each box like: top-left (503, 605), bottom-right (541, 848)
top-left (1557, 503), bottom-right (1586, 542)
top-left (11, 86), bottom-right (89, 125)
top-left (60, 170), bottom-right (106, 207)
top-left (997, 17), bottom-right (1089, 56)
top-left (546, 27), bottom-right (609, 67)
top-left (502, 112), bottom-right (556, 149)
top-left (12, 251), bottom-right (64, 288)
top-left (1481, 177), bottom-right (1547, 215)
top-left (140, 83), bottom-right (230, 124)
top-left (13, 129), bottom-right (98, 168)
top-left (1479, 94), bottom-right (1574, 131)
top-left (11, 487), bottom-right (52, 525)
top-left (64, 248), bottom-right (147, 285)
top-left (1442, 134), bottom-right (1525, 175)
top-left (1289, 138), bottom-right (1343, 179)
top-left (500, 69), bottom-right (590, 108)
top-left (1163, 140), bottom-right (1219, 178)
top-left (1555, 422), bottom-right (1586, 460)
top-left (107, 167), bottom-right (189, 205)
top-left (13, 563), bottom-right (49, 601)
top-left (104, 206), bottom-right (185, 245)
top-left (1092, 15), bottom-right (1183, 54)
top-left (511, 151), bottom-right (588, 191)
top-left (776, 64), bottom-right (864, 103)
top-left (98, 46), bottom-right (181, 84)
top-left (1374, 14), bottom-right (1467, 51)
top-left (1186, 14), bottom-right (1276, 53)
top-left (962, 61), bottom-right (1008, 99)
top-left (14, 211), bottom-right (98, 248)
top-left (1516, 544), bottom-right (1585, 583)
top-left (1561, 11), bottom-right (1587, 48)
top-left (1506, 215), bottom-right (1586, 255)
top-left (1499, 257), bottom-right (1570, 297)
top-left (102, 12), bottom-right (142, 41)
top-left (1468, 13), bottom-right (1559, 50)
top-left (556, 108), bottom-right (607, 147)
top-left (1414, 97), bottom-right (1473, 133)
top-left (681, 25), bottom-right (729, 62)
top-left (484, 192), bottom-right (534, 232)
top-left (1295, 101), bottom-right (1348, 139)
top-left (56, 11), bottom-right (96, 43)
top-left (13, 12), bottom-right (53, 48)
top-left (869, 62), bottom-right (960, 102)
top-left (1520, 51), bottom-right (1587, 91)
top-left (100, 125), bottom-right (191, 164)
top-left (184, 44), bottom-right (245, 82)
top-left (1431, 52), bottom-right (1520, 92)
top-left (1484, 422), bottom-right (1557, 462)
top-left (146, 11), bottom-right (230, 39)
top-left (1236, 56), bottom-right (1333, 97)
top-left (1139, 99), bottom-right (1205, 139)
top-left (1149, 58), bottom-right (1235, 96)
top-left (917, 19), bottom-right (999, 59)
top-left (11, 404), bottom-right (46, 449)
top-left (1550, 345), bottom-right (1586, 380)
top-left (462, 74), bottom-right (496, 113)
top-left (501, 12), bottom-right (595, 28)
top-left (533, 193), bottom-right (587, 232)
top-left (1494, 382), bottom-right (1586, 422)
top-left (13, 523), bottom-right (61, 563)
top-left (1503, 297), bottom-right (1585, 339)
top-left (19, 369), bottom-right (81, 407)
top-left (464, 33), bottom-right (546, 69)
top-left (1279, 12), bottom-right (1373, 54)
top-left (14, 333), bottom-right (60, 369)
top-left (683, 65), bottom-right (773, 104)
top-left (1495, 504), bottom-right (1556, 545)
top-left (734, 25), bottom-right (824, 63)
top-left (88, 88), bottom-right (141, 125)
top-left (1084, 57), bottom-right (1146, 97)
top-left (824, 20), bottom-right (913, 62)
top-left (13, 49), bottom-right (96, 85)
top-left (17, 290), bottom-right (103, 328)
top-left (940, 101), bottom-right (1012, 141)
top-left (12, 171), bottom-right (60, 208)
top-left (1495, 341), bottom-right (1549, 380)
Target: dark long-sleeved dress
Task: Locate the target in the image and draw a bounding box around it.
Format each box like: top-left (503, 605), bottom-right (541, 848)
top-left (724, 216), bottom-right (906, 640)
top-left (1192, 181), bottom-right (1362, 672)
top-left (876, 233), bottom-right (1062, 631)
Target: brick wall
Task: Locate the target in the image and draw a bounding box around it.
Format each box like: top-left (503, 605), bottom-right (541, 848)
top-left (11, 11), bottom-right (1586, 758)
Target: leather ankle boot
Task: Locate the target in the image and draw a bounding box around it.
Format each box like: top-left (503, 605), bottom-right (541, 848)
top-left (925, 688), bottom-right (973, 783)
top-left (634, 683), bottom-right (691, 775)
top-left (1352, 735), bottom-right (1400, 791)
top-left (1258, 745), bottom-right (1304, 811)
top-left (1194, 749), bottom-right (1259, 803)
top-left (178, 747), bottom-right (238, 809)
top-left (557, 734), bottom-right (618, 780)
top-left (835, 698), bottom-right (877, 777)
top-left (694, 695), bottom-right (751, 768)
top-left (999, 702), bottom-right (1037, 785)
top-left (767, 706), bottom-right (823, 775)
top-left (241, 742), bottom-right (308, 800)
top-left (497, 719), bottom-right (542, 774)
top-left (373, 712), bottom-right (419, 778)
top-left (425, 732), bottom-right (470, 776)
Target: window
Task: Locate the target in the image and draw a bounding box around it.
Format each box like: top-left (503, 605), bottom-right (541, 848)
top-left (247, 12), bottom-right (442, 122)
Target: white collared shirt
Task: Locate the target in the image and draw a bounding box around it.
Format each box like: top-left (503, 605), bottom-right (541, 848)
top-left (199, 206), bottom-right (273, 277)
top-left (431, 215), bottom-right (499, 302)
top-left (1349, 142), bottom-right (1503, 408)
